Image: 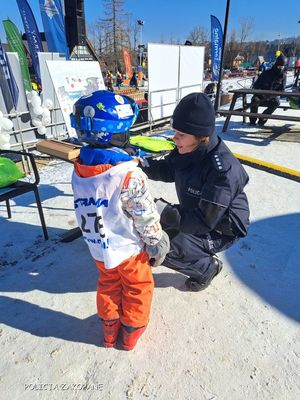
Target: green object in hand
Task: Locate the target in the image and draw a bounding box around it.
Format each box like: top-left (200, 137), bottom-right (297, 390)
top-left (130, 135), bottom-right (175, 152)
top-left (0, 157), bottom-right (24, 188)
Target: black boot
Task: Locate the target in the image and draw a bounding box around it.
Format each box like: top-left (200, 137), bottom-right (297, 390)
top-left (258, 118), bottom-right (267, 126)
top-left (185, 257), bottom-right (223, 292)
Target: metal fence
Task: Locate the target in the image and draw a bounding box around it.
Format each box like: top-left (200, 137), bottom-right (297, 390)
top-left (4, 107), bottom-right (67, 151)
top-left (146, 83), bottom-right (203, 133)
top-left (4, 82), bottom-right (204, 149)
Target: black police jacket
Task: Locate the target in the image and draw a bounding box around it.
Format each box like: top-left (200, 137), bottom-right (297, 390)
top-left (142, 133), bottom-right (250, 237)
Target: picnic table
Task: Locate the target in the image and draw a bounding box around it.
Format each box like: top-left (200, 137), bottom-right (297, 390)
top-left (218, 88), bottom-right (300, 132)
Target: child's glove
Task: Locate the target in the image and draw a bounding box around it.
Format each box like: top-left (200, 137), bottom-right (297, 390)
top-left (146, 231), bottom-right (170, 267)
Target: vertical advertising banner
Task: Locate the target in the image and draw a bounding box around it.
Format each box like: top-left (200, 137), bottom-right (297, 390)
top-left (0, 40), bottom-right (19, 112)
top-left (39, 0), bottom-right (69, 59)
top-left (3, 19), bottom-right (32, 92)
top-left (210, 15), bottom-right (223, 82)
top-left (16, 0), bottom-right (44, 83)
top-left (122, 48), bottom-right (133, 78)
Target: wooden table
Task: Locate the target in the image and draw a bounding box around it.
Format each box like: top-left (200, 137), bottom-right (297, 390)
top-left (36, 139), bottom-right (83, 242)
top-left (218, 88), bottom-right (300, 132)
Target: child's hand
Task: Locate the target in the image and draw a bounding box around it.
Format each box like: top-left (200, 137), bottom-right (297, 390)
top-left (146, 231), bottom-right (170, 267)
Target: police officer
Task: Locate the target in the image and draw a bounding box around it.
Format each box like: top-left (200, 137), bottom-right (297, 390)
top-left (141, 93), bottom-right (250, 291)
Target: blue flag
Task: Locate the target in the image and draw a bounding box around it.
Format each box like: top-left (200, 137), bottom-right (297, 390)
top-left (16, 0), bottom-right (44, 83)
top-left (39, 0), bottom-right (69, 59)
top-left (0, 40), bottom-right (19, 111)
top-left (210, 15), bottom-right (223, 82)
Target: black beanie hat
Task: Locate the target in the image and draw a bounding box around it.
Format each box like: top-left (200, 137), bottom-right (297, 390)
top-left (172, 92), bottom-right (215, 137)
top-left (275, 54), bottom-right (287, 66)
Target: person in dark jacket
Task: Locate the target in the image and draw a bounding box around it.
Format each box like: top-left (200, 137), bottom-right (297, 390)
top-left (141, 92), bottom-right (250, 291)
top-left (129, 73), bottom-right (138, 89)
top-left (250, 54), bottom-right (287, 126)
top-left (116, 70), bottom-right (123, 89)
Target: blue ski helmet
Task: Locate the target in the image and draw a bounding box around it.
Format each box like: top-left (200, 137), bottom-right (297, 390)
top-left (70, 90), bottom-right (139, 144)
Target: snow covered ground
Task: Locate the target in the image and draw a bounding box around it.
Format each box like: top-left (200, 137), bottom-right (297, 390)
top-left (0, 106), bottom-right (300, 399)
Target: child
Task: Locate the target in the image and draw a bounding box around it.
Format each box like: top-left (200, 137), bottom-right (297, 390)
top-left (70, 90), bottom-right (169, 350)
top-left (105, 70), bottom-right (113, 91)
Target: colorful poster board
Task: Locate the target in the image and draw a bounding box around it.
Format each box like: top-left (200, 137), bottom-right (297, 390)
top-left (46, 60), bottom-right (105, 135)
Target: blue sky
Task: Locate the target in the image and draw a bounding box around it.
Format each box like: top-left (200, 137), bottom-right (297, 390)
top-left (0, 0), bottom-right (299, 44)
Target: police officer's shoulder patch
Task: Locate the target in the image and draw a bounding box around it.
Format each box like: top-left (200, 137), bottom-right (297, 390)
top-left (211, 152), bottom-right (228, 173)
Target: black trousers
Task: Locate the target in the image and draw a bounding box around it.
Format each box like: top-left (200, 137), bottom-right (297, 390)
top-left (250, 95), bottom-right (280, 124)
top-left (162, 228), bottom-right (239, 281)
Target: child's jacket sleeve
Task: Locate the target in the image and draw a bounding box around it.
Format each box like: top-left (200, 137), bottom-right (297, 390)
top-left (121, 167), bottom-right (162, 246)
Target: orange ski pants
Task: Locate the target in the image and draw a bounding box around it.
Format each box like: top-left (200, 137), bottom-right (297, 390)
top-left (95, 251), bottom-right (154, 328)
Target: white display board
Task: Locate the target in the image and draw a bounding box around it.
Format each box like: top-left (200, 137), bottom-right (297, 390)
top-left (46, 60), bottom-right (105, 136)
top-left (147, 43), bottom-right (205, 122)
top-left (148, 44), bottom-right (179, 121)
top-left (178, 45), bottom-right (204, 98)
top-left (39, 52), bottom-right (66, 138)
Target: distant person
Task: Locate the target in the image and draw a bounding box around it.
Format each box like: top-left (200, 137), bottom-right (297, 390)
top-left (116, 70), bottom-right (123, 90)
top-left (105, 70), bottom-right (113, 92)
top-left (249, 54), bottom-right (287, 126)
top-left (204, 82), bottom-right (217, 100)
top-left (129, 73), bottom-right (138, 90)
top-left (294, 58), bottom-right (300, 76)
top-left (293, 58), bottom-right (300, 88)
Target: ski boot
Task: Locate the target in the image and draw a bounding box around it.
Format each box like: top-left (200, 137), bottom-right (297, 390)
top-left (101, 319), bottom-right (121, 348)
top-left (121, 325), bottom-right (147, 351)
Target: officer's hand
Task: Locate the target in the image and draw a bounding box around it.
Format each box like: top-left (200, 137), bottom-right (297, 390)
top-left (160, 204), bottom-right (181, 230)
top-left (138, 156), bottom-right (149, 168)
top-left (154, 198), bottom-right (170, 215)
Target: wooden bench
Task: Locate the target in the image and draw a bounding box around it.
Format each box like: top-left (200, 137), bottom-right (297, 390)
top-left (218, 109), bottom-right (300, 123)
top-left (218, 88), bottom-right (300, 132)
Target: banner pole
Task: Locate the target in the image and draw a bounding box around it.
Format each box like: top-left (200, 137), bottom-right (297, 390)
top-left (214, 0), bottom-right (231, 112)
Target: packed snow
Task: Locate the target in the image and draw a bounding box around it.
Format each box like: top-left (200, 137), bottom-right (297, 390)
top-left (0, 101), bottom-right (300, 399)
